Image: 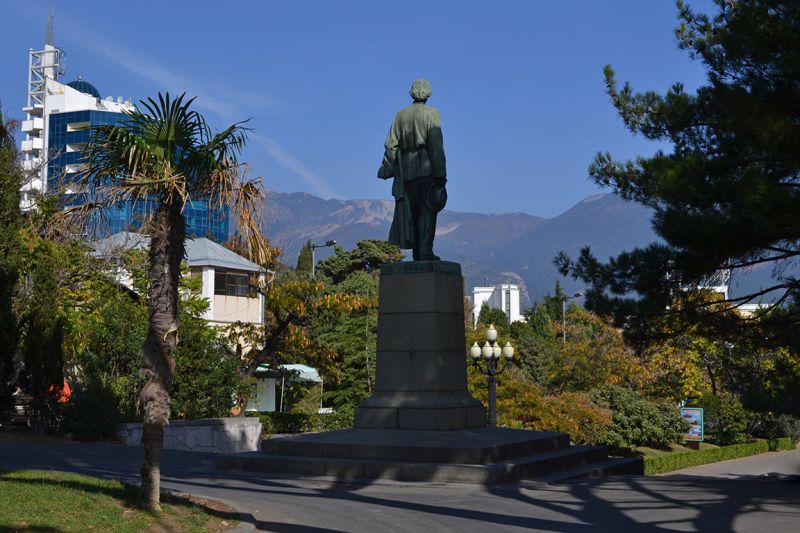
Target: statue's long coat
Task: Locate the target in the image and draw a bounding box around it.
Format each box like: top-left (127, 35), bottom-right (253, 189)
top-left (378, 102), bottom-right (447, 249)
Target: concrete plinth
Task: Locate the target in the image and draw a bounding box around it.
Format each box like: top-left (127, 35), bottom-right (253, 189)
top-left (118, 417), bottom-right (262, 454)
top-left (355, 261), bottom-right (486, 430)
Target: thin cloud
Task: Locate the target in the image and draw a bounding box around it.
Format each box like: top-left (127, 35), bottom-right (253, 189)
top-left (68, 35), bottom-right (270, 123)
top-left (253, 135), bottom-right (338, 199)
top-left (12, 5), bottom-right (334, 196)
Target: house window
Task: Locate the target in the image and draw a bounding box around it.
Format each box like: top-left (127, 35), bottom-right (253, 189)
top-left (214, 269), bottom-right (250, 297)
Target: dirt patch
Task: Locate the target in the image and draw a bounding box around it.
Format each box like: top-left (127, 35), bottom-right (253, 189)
top-left (180, 493), bottom-right (239, 515)
top-left (153, 492), bottom-right (240, 532)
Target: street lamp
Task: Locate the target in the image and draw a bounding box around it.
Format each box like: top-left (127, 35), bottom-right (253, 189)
top-left (310, 240), bottom-right (336, 278)
top-left (561, 291), bottom-right (583, 345)
top-left (469, 324), bottom-right (514, 428)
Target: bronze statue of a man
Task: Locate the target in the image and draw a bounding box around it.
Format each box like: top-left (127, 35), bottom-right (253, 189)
top-left (378, 79), bottom-right (447, 261)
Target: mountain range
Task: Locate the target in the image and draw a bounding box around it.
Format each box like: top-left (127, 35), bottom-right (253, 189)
top-left (261, 190), bottom-right (659, 306)
top-left (261, 190), bottom-right (779, 307)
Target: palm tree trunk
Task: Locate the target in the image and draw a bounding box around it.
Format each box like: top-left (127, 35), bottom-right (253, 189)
top-left (139, 200), bottom-right (184, 511)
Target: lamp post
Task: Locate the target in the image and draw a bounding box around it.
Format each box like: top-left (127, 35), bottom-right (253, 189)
top-left (469, 324), bottom-right (514, 428)
top-left (311, 240), bottom-right (336, 278)
top-left (561, 291), bottom-right (583, 345)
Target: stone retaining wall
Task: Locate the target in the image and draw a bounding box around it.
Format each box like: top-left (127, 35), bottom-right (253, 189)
top-left (118, 417), bottom-right (262, 454)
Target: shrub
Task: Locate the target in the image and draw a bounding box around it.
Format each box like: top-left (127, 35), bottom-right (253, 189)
top-left (643, 438), bottom-right (794, 475)
top-left (170, 315), bottom-right (245, 419)
top-left (502, 390), bottom-right (613, 445)
top-left (248, 409), bottom-right (354, 436)
top-left (697, 393), bottom-right (749, 446)
top-left (750, 413), bottom-right (800, 444)
top-left (62, 381), bottom-right (120, 440)
top-left (480, 367), bottom-right (612, 444)
top-left (546, 392), bottom-right (614, 445)
top-left (591, 385), bottom-right (688, 451)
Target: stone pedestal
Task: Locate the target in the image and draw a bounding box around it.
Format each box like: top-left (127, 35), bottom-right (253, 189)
top-left (355, 261), bottom-right (486, 430)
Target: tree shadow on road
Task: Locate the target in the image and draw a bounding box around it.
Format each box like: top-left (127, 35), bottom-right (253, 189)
top-left (166, 471), bottom-right (800, 532)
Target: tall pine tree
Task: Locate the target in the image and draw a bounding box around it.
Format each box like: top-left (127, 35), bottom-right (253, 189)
top-left (296, 240), bottom-right (313, 274)
top-left (558, 0), bottom-right (800, 343)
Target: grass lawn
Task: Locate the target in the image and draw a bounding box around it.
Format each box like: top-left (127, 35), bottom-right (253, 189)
top-left (0, 470), bottom-right (238, 532)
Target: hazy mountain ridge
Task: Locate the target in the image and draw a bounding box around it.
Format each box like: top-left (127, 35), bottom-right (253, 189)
top-left (493, 194), bottom-right (658, 301)
top-left (262, 190), bottom-right (662, 304)
top-left (261, 190), bottom-right (782, 307)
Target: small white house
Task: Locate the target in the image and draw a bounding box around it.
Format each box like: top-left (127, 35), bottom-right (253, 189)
top-left (246, 363), bottom-right (323, 413)
top-left (92, 231), bottom-right (265, 328)
top-left (472, 284), bottom-right (522, 324)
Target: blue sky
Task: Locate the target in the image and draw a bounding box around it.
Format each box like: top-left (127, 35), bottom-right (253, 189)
top-left (1, 1), bottom-right (713, 217)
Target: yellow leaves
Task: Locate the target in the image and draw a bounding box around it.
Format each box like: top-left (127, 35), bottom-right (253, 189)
top-left (547, 308), bottom-right (650, 392)
top-left (484, 367), bottom-right (612, 444)
top-left (267, 279), bottom-right (373, 319)
top-left (313, 292), bottom-right (373, 313)
top-left (644, 344), bottom-right (710, 401)
top-left (280, 324), bottom-right (340, 381)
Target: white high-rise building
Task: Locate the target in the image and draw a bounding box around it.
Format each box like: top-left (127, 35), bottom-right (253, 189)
top-left (18, 13), bottom-right (230, 242)
top-left (20, 12), bottom-right (133, 211)
top-left (472, 284), bottom-right (522, 325)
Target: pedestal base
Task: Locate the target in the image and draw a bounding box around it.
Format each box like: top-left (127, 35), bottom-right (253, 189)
top-left (215, 427), bottom-right (644, 484)
top-left (354, 261), bottom-right (486, 430)
top-left (356, 392), bottom-right (486, 430)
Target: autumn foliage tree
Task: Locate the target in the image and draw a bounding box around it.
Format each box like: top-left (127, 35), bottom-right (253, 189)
top-left (224, 240), bottom-right (402, 412)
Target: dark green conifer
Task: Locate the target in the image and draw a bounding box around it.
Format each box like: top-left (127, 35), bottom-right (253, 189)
top-left (0, 109), bottom-right (22, 414)
top-left (558, 0), bottom-right (800, 341)
top-left (296, 240), bottom-right (313, 274)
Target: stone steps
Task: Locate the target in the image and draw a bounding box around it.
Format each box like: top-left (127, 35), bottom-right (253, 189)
top-left (258, 428), bottom-right (570, 463)
top-left (215, 428), bottom-right (642, 484)
top-left (521, 456), bottom-right (644, 485)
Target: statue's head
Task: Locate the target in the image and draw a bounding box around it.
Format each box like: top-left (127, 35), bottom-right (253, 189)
top-left (409, 79), bottom-right (432, 102)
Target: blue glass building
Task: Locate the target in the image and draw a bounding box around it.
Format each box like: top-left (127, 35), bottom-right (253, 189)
top-left (44, 80), bottom-right (229, 242)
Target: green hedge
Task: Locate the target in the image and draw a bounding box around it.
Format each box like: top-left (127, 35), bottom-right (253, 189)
top-left (644, 438), bottom-right (795, 475)
top-left (247, 410), bottom-right (354, 436)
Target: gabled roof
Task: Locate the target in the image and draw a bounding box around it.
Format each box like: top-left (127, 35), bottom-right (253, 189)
top-left (92, 231), bottom-right (263, 272)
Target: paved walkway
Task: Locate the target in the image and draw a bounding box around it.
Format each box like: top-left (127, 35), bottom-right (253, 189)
top-left (668, 447), bottom-right (800, 479)
top-left (0, 439), bottom-right (798, 532)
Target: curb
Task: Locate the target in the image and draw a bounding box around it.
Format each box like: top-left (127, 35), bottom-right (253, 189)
top-left (161, 488), bottom-right (255, 533)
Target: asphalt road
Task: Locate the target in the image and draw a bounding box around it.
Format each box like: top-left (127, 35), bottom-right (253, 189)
top-left (0, 439), bottom-right (798, 533)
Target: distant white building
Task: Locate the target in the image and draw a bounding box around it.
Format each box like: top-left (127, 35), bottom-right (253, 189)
top-left (472, 284), bottom-right (522, 324)
top-left (737, 303), bottom-right (771, 318)
top-left (92, 232), bottom-right (266, 328)
top-left (696, 269), bottom-right (731, 301)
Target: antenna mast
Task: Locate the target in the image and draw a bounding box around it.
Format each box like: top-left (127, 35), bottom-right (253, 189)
top-left (46, 7), bottom-right (54, 46)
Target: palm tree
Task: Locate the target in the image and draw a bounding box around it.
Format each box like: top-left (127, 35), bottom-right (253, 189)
top-left (75, 93), bottom-right (268, 511)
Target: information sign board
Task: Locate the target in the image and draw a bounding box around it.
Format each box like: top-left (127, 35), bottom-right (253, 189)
top-left (680, 407), bottom-right (704, 442)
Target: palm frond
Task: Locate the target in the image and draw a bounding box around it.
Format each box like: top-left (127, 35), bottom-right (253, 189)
top-left (74, 92), bottom-right (266, 247)
top-left (182, 120), bottom-right (251, 195)
top-left (222, 173), bottom-right (270, 266)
